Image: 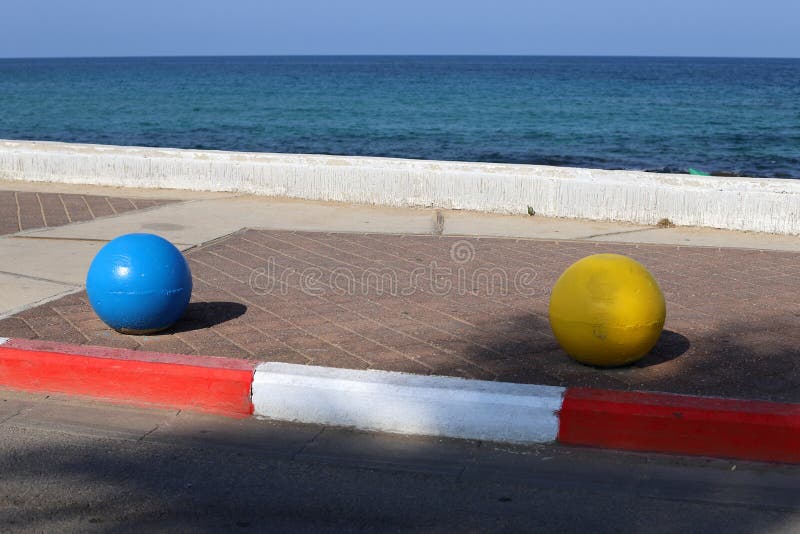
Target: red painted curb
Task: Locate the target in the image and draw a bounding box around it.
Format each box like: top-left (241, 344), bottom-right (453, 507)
top-left (4, 338), bottom-right (800, 464)
top-left (558, 387), bottom-right (800, 464)
top-left (0, 339), bottom-right (255, 417)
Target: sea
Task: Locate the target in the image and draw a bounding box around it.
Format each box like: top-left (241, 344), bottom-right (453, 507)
top-left (0, 55), bottom-right (798, 178)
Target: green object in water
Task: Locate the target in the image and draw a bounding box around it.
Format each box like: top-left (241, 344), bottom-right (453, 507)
top-left (688, 168), bottom-right (710, 176)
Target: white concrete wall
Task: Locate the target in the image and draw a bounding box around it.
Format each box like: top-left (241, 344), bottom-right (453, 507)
top-left (1, 139), bottom-right (799, 234)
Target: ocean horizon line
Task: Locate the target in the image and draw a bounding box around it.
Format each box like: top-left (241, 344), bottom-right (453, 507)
top-left (2, 53), bottom-right (799, 61)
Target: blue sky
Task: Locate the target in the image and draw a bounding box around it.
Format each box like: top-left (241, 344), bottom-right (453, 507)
top-left (1, 0), bottom-right (798, 58)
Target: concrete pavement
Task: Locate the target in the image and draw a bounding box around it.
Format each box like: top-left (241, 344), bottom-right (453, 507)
top-left (0, 187), bottom-right (180, 317)
top-left (2, 387), bottom-right (800, 533)
top-left (3, 225), bottom-right (800, 403)
top-left (1, 181), bottom-right (800, 396)
top-left (3, 180), bottom-right (800, 460)
top-left (2, 179), bottom-right (800, 321)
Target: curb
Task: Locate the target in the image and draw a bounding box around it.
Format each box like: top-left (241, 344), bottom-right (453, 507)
top-left (0, 338), bottom-right (254, 417)
top-left (2, 338), bottom-right (800, 463)
top-left (252, 362), bottom-right (564, 443)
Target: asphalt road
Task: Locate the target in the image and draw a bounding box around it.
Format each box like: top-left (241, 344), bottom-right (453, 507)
top-left (1, 389), bottom-right (800, 533)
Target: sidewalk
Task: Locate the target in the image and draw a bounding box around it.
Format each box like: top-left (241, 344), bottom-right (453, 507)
top-left (0, 188), bottom-right (179, 317)
top-left (0, 189), bottom-right (177, 235)
top-left (1, 181), bottom-right (799, 403)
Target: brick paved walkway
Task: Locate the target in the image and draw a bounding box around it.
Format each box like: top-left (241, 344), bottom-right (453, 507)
top-left (2, 229), bottom-right (800, 402)
top-left (0, 190), bottom-right (176, 236)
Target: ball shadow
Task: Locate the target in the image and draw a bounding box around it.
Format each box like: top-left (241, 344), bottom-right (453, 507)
top-left (633, 329), bottom-right (691, 368)
top-left (165, 301), bottom-right (247, 334)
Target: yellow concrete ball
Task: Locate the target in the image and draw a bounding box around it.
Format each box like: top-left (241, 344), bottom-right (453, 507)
top-left (548, 253), bottom-right (666, 367)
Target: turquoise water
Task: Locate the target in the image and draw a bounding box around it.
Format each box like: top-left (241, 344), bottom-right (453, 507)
top-left (0, 56), bottom-right (798, 178)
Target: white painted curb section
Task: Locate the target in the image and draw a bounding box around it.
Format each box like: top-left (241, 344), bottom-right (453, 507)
top-left (0, 338), bottom-right (8, 345)
top-left (252, 362), bottom-right (565, 443)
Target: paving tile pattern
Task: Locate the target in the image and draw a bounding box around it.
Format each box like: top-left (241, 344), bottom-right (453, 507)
top-left (2, 229), bottom-right (800, 402)
top-left (0, 190), bottom-right (177, 236)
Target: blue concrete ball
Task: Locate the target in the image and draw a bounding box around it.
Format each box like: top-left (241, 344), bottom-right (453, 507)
top-left (86, 233), bottom-right (192, 334)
